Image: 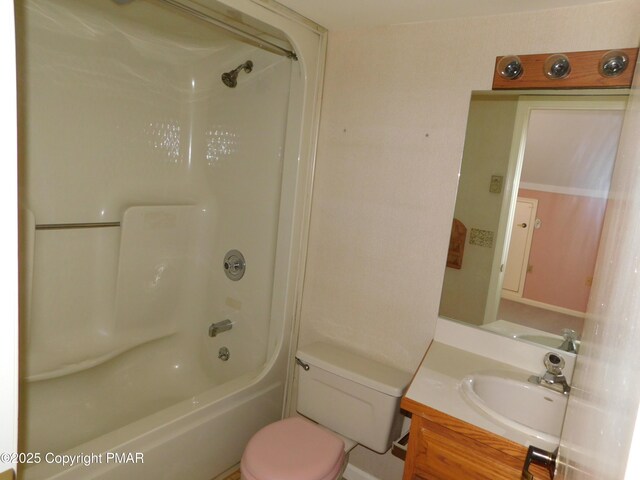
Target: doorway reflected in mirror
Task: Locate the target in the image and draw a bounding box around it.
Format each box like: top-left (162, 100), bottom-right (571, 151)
top-left (438, 92), bottom-right (627, 353)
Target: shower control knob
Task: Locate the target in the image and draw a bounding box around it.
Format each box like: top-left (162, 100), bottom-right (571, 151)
top-left (225, 259), bottom-right (242, 273)
top-left (223, 250), bottom-right (246, 281)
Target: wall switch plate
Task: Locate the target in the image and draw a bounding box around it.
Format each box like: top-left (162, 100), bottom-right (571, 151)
top-left (489, 175), bottom-right (503, 193)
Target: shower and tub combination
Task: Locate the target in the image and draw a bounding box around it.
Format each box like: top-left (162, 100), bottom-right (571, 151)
top-left (16, 0), bottom-right (324, 478)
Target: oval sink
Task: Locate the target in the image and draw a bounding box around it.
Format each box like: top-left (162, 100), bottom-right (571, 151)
top-left (460, 373), bottom-right (568, 444)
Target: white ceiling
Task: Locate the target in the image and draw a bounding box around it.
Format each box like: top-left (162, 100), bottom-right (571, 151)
top-left (275, 0), bottom-right (614, 30)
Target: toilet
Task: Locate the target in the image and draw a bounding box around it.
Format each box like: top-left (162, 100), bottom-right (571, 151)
top-left (240, 342), bottom-right (412, 480)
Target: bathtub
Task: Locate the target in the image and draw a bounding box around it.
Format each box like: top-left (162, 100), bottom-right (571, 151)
top-left (22, 356), bottom-right (287, 479)
top-left (16, 0), bottom-right (325, 478)
top-left (20, 203), bottom-right (294, 480)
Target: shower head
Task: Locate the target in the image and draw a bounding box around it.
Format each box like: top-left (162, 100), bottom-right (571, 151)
top-left (221, 61), bottom-right (253, 88)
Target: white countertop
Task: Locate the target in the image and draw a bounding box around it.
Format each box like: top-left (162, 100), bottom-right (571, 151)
top-left (405, 340), bottom-right (560, 451)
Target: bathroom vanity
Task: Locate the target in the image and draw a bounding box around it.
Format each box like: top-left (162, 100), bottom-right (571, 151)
top-left (401, 398), bottom-right (552, 480)
top-left (400, 320), bottom-right (571, 480)
top-left (400, 73), bottom-right (631, 480)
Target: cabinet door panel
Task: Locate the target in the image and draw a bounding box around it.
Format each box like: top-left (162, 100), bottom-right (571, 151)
top-left (415, 424), bottom-right (522, 479)
top-left (402, 405), bottom-right (552, 480)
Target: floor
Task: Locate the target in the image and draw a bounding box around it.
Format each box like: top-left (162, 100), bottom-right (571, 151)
top-left (498, 298), bottom-right (584, 336)
top-left (222, 471), bottom-right (240, 480)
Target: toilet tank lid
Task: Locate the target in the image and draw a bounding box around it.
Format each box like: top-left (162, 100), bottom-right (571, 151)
top-left (296, 342), bottom-right (413, 397)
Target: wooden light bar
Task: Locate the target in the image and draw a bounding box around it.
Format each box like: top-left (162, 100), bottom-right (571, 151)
top-left (492, 48), bottom-right (638, 90)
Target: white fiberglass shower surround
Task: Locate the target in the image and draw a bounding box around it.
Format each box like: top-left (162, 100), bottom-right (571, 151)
top-left (17, 0), bottom-right (325, 479)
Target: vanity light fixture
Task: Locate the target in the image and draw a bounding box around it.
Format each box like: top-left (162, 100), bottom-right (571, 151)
top-left (544, 54), bottom-right (571, 79)
top-left (496, 55), bottom-right (523, 80)
top-left (600, 50), bottom-right (629, 77)
top-left (493, 48), bottom-right (637, 90)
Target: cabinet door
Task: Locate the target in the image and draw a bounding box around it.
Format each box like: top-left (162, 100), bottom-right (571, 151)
top-left (420, 419), bottom-right (522, 479)
top-left (403, 415), bottom-right (551, 480)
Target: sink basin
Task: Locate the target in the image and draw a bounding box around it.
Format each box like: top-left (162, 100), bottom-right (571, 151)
top-left (460, 373), bottom-right (568, 443)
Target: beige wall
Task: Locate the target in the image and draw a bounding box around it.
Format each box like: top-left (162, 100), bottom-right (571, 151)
top-left (300, 0), bottom-right (640, 371)
top-left (298, 1), bottom-right (640, 475)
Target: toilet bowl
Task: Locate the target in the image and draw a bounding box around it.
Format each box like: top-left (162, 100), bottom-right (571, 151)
top-left (240, 342), bottom-right (412, 480)
top-left (240, 417), bottom-right (346, 480)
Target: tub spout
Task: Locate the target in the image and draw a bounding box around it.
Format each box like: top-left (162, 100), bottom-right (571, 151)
top-left (209, 319), bottom-right (233, 337)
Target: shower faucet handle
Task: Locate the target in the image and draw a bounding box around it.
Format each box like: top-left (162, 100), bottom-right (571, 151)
top-left (225, 258), bottom-right (243, 273)
top-left (223, 250), bottom-right (246, 281)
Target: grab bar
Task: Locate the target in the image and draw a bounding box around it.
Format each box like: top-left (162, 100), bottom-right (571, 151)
top-left (35, 222), bottom-right (120, 230)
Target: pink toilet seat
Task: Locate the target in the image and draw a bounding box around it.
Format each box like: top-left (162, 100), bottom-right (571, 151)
top-left (241, 417), bottom-right (346, 480)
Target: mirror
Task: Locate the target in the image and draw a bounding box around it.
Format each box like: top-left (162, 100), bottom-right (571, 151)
top-left (438, 91), bottom-right (627, 353)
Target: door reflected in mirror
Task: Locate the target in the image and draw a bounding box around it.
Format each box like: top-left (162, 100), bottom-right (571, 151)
top-left (438, 92), bottom-right (627, 353)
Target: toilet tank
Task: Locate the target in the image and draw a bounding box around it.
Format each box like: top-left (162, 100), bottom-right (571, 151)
top-left (296, 342), bottom-right (412, 453)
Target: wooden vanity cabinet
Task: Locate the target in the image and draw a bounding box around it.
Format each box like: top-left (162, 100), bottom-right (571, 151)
top-left (401, 397), bottom-right (552, 480)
